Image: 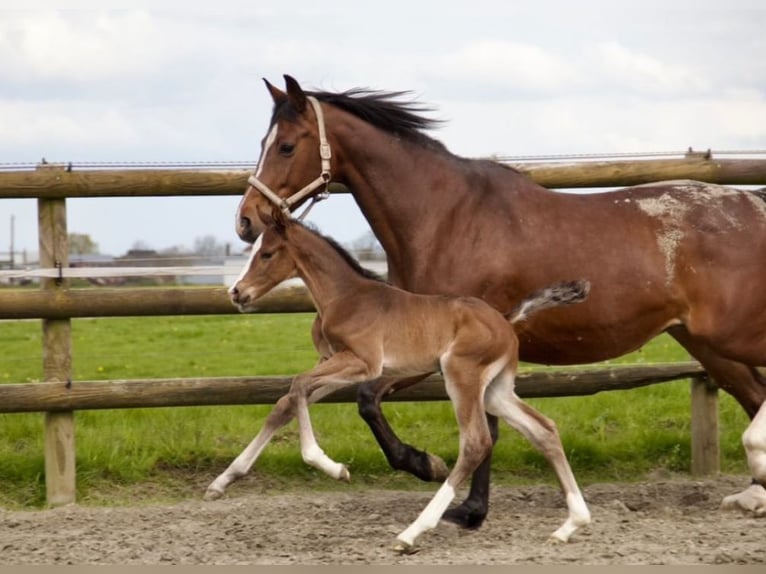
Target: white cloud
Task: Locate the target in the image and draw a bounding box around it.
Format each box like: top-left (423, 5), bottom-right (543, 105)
top-left (429, 40), bottom-right (578, 98)
top-left (0, 11), bottom-right (180, 84)
top-left (596, 41), bottom-right (710, 96)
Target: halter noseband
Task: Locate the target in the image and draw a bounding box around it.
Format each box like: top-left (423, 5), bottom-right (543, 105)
top-left (247, 96), bottom-right (332, 220)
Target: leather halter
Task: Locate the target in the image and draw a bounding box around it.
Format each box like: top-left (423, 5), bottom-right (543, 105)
top-left (247, 95), bottom-right (331, 218)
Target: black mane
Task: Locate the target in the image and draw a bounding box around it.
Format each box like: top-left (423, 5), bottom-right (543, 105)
top-left (275, 87), bottom-right (448, 153)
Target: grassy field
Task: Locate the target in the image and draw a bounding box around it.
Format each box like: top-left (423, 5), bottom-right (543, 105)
top-left (0, 311), bottom-right (752, 509)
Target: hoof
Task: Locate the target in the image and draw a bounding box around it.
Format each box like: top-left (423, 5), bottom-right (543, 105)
top-left (338, 464), bottom-right (351, 482)
top-left (547, 534), bottom-right (567, 545)
top-left (392, 539), bottom-right (419, 555)
top-left (204, 487), bottom-right (223, 501)
top-left (440, 502), bottom-right (487, 530)
top-left (427, 453), bottom-right (450, 482)
top-left (721, 484), bottom-right (766, 517)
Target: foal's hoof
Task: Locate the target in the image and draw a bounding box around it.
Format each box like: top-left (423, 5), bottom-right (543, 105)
top-left (203, 487), bottom-right (224, 501)
top-left (338, 464), bottom-right (351, 482)
top-left (547, 532), bottom-right (568, 545)
top-left (392, 539), bottom-right (419, 555)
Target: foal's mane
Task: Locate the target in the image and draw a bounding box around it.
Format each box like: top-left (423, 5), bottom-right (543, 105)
top-left (291, 220), bottom-right (387, 283)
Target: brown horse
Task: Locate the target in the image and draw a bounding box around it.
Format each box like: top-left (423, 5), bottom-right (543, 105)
top-left (233, 75), bottom-right (766, 526)
top-left (205, 209), bottom-right (591, 551)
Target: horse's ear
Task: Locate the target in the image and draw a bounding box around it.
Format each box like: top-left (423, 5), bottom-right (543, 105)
top-left (263, 78), bottom-right (287, 106)
top-left (284, 74), bottom-right (307, 113)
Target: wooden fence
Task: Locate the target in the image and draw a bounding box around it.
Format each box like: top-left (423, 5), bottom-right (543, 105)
top-left (2, 153), bottom-right (765, 506)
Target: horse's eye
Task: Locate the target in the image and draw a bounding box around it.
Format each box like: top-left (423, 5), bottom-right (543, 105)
top-left (261, 252), bottom-right (273, 260)
top-left (278, 143), bottom-right (295, 156)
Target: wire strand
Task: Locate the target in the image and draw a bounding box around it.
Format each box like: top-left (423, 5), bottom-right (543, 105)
top-left (2, 149), bottom-right (766, 171)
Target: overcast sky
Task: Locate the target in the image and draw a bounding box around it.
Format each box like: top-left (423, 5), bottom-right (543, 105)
top-left (1, 1), bottom-right (765, 258)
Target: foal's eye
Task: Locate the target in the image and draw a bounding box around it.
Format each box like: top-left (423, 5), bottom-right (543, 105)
top-left (260, 252), bottom-right (273, 260)
top-left (278, 143), bottom-right (295, 156)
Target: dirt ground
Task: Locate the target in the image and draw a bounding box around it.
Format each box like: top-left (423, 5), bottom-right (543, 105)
top-left (0, 474), bottom-right (764, 565)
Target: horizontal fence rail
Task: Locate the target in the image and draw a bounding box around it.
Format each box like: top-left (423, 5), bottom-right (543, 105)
top-left (0, 284), bottom-right (313, 319)
top-left (0, 363), bottom-right (706, 414)
top-left (1, 155), bottom-right (766, 199)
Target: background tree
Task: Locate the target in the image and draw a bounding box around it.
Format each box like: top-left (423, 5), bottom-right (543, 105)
top-left (68, 233), bottom-right (99, 255)
top-left (193, 235), bottom-right (227, 256)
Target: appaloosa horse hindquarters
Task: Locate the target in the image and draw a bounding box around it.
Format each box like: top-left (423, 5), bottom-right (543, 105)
top-left (232, 75), bottom-right (766, 525)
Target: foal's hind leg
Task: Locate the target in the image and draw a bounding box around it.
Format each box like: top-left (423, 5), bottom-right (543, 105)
top-left (394, 363), bottom-right (494, 552)
top-left (484, 368), bottom-right (590, 542)
top-left (358, 375), bottom-right (497, 529)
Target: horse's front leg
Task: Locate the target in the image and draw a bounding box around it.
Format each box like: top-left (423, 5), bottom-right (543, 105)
top-left (722, 400), bottom-right (766, 516)
top-left (357, 375), bottom-right (450, 482)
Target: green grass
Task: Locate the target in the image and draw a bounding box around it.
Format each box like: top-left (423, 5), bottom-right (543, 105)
top-left (0, 312), bottom-right (752, 509)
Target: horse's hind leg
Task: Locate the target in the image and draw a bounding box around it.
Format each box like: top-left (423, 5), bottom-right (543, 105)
top-left (668, 327), bottom-right (766, 516)
top-left (357, 375), bottom-right (450, 481)
top-left (484, 368), bottom-right (590, 542)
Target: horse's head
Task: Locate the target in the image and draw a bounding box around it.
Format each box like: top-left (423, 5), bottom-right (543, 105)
top-left (229, 208), bottom-right (297, 311)
top-left (236, 75), bottom-right (332, 243)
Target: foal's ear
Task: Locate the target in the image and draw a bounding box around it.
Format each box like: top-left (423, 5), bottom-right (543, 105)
top-left (270, 206), bottom-right (290, 234)
top-left (284, 74), bottom-right (307, 113)
top-left (263, 78), bottom-right (287, 106)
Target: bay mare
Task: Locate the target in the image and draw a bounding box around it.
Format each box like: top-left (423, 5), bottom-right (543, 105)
top-left (232, 75), bottom-right (766, 526)
top-left (207, 210), bottom-right (592, 551)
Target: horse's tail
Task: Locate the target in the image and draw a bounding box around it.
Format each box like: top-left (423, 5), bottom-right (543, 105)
top-left (507, 279), bottom-right (590, 324)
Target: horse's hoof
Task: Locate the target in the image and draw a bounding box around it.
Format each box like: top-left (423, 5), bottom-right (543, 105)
top-left (204, 487), bottom-right (223, 501)
top-left (338, 464), bottom-right (351, 482)
top-left (721, 484), bottom-right (766, 516)
top-left (440, 504), bottom-right (487, 530)
top-left (427, 453), bottom-right (450, 482)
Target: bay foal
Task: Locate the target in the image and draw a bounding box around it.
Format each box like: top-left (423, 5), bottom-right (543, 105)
top-left (206, 210), bottom-right (591, 552)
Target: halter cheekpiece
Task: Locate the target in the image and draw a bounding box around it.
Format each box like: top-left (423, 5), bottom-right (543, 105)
top-left (247, 96), bottom-right (332, 220)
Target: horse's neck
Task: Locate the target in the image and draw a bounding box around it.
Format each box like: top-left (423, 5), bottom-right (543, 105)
top-left (288, 229), bottom-right (366, 313)
top-left (336, 126), bottom-right (459, 276)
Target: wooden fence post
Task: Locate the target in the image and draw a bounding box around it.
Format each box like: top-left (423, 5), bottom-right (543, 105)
top-left (38, 194), bottom-right (76, 506)
top-left (690, 374), bottom-right (719, 476)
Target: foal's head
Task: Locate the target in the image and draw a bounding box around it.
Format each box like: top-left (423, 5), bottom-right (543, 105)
top-left (229, 210), bottom-right (297, 311)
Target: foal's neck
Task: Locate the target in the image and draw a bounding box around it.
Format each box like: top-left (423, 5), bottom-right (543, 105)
top-left (287, 226), bottom-right (370, 314)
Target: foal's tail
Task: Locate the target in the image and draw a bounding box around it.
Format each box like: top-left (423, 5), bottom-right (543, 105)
top-left (507, 279), bottom-right (590, 324)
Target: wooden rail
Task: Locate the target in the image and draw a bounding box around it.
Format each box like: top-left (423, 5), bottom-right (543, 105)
top-left (0, 362), bottom-right (706, 413)
top-left (1, 156), bottom-right (765, 199)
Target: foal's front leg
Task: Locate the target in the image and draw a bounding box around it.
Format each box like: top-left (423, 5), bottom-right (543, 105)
top-left (292, 351), bottom-right (381, 481)
top-left (204, 392), bottom-right (297, 500)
